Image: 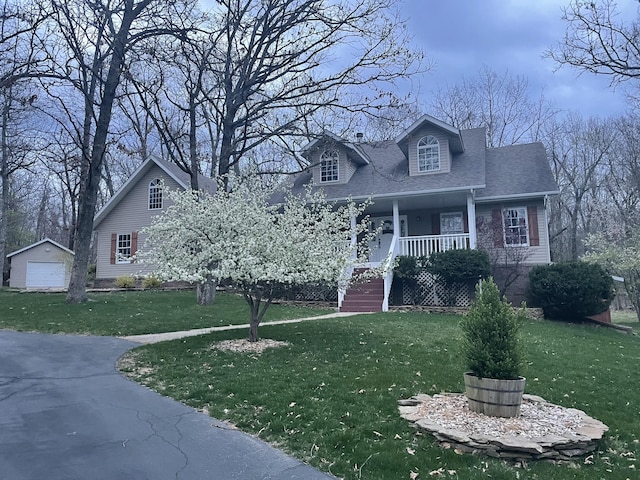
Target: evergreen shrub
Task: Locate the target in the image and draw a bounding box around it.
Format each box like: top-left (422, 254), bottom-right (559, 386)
top-left (142, 275), bottom-right (162, 289)
top-left (462, 278), bottom-right (525, 380)
top-left (528, 262), bottom-right (615, 321)
top-left (428, 249), bottom-right (490, 287)
top-left (114, 275), bottom-right (136, 289)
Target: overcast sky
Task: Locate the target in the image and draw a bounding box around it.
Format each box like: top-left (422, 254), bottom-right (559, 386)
top-left (403, 0), bottom-right (637, 118)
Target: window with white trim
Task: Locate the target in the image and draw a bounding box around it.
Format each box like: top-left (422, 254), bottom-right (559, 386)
top-left (417, 136), bottom-right (440, 172)
top-left (117, 233), bottom-right (132, 263)
top-left (149, 178), bottom-right (163, 209)
top-left (503, 207), bottom-right (529, 246)
top-left (320, 150), bottom-right (339, 182)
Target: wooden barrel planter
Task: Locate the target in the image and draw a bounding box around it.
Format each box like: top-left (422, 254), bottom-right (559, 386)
top-left (464, 373), bottom-right (526, 418)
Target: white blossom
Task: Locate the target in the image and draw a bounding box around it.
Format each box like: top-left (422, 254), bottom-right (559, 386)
top-left (140, 175), bottom-right (382, 340)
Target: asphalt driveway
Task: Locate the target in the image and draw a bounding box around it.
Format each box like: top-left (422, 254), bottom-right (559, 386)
top-left (0, 330), bottom-right (335, 480)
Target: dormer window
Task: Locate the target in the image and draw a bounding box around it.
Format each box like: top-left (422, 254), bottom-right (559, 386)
top-left (320, 150), bottom-right (339, 182)
top-left (149, 178), bottom-right (163, 209)
top-left (417, 136), bottom-right (440, 172)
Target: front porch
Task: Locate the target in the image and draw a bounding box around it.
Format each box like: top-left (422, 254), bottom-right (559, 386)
top-left (340, 193), bottom-right (479, 312)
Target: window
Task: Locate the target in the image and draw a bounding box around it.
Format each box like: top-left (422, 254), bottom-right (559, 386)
top-left (440, 212), bottom-right (464, 234)
top-left (417, 136), bottom-right (440, 172)
top-left (503, 207), bottom-right (529, 246)
top-left (149, 178), bottom-right (163, 209)
top-left (117, 233), bottom-right (132, 263)
top-left (320, 150), bottom-right (339, 182)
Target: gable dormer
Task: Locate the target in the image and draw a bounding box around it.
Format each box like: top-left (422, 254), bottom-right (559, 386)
top-left (396, 115), bottom-right (465, 177)
top-left (301, 132), bottom-right (369, 186)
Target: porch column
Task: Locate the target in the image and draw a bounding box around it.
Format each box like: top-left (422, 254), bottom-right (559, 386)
top-left (392, 200), bottom-right (399, 236)
top-left (350, 215), bottom-right (357, 250)
top-left (467, 192), bottom-right (477, 249)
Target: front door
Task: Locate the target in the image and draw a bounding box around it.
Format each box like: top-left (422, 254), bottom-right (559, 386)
top-left (368, 216), bottom-right (407, 263)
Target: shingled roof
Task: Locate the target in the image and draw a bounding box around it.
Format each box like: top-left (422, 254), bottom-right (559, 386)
top-left (288, 125), bottom-right (557, 202)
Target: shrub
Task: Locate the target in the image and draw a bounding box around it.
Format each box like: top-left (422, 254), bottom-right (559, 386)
top-left (142, 275), bottom-right (162, 289)
top-left (393, 255), bottom-right (420, 279)
top-left (528, 262), bottom-right (615, 321)
top-left (462, 278), bottom-right (525, 380)
top-left (427, 249), bottom-right (491, 287)
top-left (114, 275), bottom-right (137, 289)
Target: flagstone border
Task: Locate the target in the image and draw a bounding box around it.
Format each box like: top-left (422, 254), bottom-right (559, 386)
top-left (398, 393), bottom-right (608, 461)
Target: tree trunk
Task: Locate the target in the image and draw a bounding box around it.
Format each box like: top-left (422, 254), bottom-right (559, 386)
top-left (0, 98), bottom-right (8, 285)
top-left (249, 316), bottom-right (259, 343)
top-left (196, 279), bottom-right (216, 305)
top-left (244, 288), bottom-right (273, 342)
top-left (66, 3), bottom-right (146, 303)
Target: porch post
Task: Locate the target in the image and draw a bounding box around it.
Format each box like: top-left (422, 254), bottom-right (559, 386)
top-left (350, 215), bottom-right (357, 249)
top-left (392, 200), bottom-right (399, 236)
top-left (467, 192), bottom-right (477, 249)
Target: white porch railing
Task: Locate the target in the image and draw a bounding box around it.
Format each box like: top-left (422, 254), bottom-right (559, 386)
top-left (398, 234), bottom-right (470, 257)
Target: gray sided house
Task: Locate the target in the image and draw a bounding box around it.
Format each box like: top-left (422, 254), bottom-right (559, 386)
top-left (291, 114), bottom-right (559, 311)
top-left (7, 238), bottom-right (74, 289)
top-left (92, 157), bottom-right (217, 285)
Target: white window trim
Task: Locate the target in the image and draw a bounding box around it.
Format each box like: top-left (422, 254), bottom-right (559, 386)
top-left (320, 150), bottom-right (339, 183)
top-left (503, 207), bottom-right (529, 247)
top-left (417, 135), bottom-right (440, 173)
top-left (117, 233), bottom-right (132, 264)
top-left (440, 212), bottom-right (464, 235)
top-left (148, 178), bottom-right (163, 210)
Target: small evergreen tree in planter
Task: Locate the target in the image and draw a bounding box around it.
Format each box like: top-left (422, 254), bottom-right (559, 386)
top-left (462, 278), bottom-right (527, 417)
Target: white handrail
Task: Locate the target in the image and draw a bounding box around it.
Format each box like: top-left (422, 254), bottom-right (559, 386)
top-left (382, 234), bottom-right (399, 312)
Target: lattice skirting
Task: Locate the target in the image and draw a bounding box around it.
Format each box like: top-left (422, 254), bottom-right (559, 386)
top-left (401, 272), bottom-right (471, 307)
top-left (271, 276), bottom-right (472, 307)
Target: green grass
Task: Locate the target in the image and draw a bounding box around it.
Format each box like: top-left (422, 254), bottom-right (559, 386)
top-left (612, 310), bottom-right (638, 326)
top-left (121, 313), bottom-right (640, 480)
top-left (0, 289), bottom-right (330, 336)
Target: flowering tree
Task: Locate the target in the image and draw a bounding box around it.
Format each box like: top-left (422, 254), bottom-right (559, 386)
top-left (141, 177), bottom-right (379, 341)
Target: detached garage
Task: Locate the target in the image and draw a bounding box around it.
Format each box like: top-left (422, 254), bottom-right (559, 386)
top-left (7, 239), bottom-right (74, 289)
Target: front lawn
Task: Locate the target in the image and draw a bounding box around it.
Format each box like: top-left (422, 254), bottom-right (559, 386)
top-left (0, 289), bottom-right (330, 336)
top-left (121, 313), bottom-right (640, 480)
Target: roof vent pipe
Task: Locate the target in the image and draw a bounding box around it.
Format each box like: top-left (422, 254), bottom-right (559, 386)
top-left (356, 132), bottom-right (364, 143)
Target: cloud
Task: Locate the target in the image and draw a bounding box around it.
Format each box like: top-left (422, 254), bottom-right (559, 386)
top-left (404, 0), bottom-right (632, 117)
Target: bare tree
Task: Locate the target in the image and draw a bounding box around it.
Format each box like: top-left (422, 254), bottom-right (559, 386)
top-left (548, 0), bottom-right (640, 85)
top-left (476, 216), bottom-right (531, 299)
top-left (17, 0), bottom-right (199, 303)
top-left (546, 114), bottom-right (617, 261)
top-left (203, 0), bottom-right (422, 186)
top-left (429, 66), bottom-right (557, 148)
top-left (0, 4), bottom-right (41, 283)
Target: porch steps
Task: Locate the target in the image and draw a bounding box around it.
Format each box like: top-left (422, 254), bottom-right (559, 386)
top-left (340, 269), bottom-right (385, 312)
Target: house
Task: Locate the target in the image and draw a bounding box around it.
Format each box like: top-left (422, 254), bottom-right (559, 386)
top-left (291, 114), bottom-right (559, 311)
top-left (92, 156), bottom-right (217, 286)
top-left (7, 238), bottom-right (74, 289)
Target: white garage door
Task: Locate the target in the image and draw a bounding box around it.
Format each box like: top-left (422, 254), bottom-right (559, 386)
top-left (25, 262), bottom-right (66, 288)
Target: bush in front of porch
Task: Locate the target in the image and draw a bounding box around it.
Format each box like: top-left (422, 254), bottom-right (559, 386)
top-left (391, 250), bottom-right (491, 307)
top-left (427, 249), bottom-right (491, 305)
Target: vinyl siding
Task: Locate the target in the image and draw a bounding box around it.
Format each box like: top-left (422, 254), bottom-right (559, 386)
top-left (475, 201), bottom-right (551, 265)
top-left (8, 242), bottom-right (73, 289)
top-left (95, 165), bottom-right (183, 279)
top-left (407, 127), bottom-right (451, 177)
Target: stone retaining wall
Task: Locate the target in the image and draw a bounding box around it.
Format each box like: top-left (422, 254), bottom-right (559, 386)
top-left (398, 393), bottom-right (608, 462)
